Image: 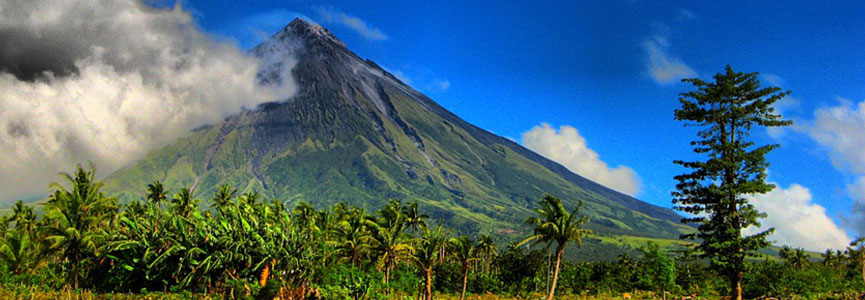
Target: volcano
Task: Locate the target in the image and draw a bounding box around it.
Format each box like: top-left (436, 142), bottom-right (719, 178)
top-left (104, 19), bottom-right (690, 253)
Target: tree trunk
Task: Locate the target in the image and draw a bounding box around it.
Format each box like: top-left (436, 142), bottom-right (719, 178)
top-left (69, 253), bottom-right (80, 290)
top-left (73, 262), bottom-right (79, 289)
top-left (460, 265), bottom-right (469, 300)
top-left (547, 245), bottom-right (564, 300)
top-left (731, 271), bottom-right (743, 300)
top-left (425, 267), bottom-right (433, 300)
top-left (385, 265), bottom-right (391, 284)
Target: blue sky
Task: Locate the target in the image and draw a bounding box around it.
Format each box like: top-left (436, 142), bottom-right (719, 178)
top-left (175, 0), bottom-right (865, 250)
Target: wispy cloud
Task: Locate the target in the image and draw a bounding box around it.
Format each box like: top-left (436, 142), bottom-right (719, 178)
top-left (427, 79), bottom-right (451, 93)
top-left (522, 123), bottom-right (642, 196)
top-left (643, 33), bottom-right (696, 85)
top-left (316, 7), bottom-right (387, 41)
top-left (382, 64), bottom-right (451, 94)
top-left (676, 9), bottom-right (697, 22)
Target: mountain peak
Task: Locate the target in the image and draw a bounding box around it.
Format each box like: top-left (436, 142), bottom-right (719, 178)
top-left (283, 18), bottom-right (346, 48)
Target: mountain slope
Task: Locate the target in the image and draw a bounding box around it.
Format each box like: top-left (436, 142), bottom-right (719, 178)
top-left (104, 19), bottom-right (690, 242)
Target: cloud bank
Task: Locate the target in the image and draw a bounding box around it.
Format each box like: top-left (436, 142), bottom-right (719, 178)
top-left (0, 0), bottom-right (296, 202)
top-left (316, 7), bottom-right (387, 41)
top-left (802, 99), bottom-right (865, 236)
top-left (745, 182), bottom-right (852, 251)
top-left (522, 123), bottom-right (642, 196)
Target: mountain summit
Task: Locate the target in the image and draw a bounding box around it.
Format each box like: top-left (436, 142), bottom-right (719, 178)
top-left (104, 18), bottom-right (689, 250)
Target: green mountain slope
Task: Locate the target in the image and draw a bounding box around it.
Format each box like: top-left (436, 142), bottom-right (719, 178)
top-left (103, 19), bottom-right (692, 251)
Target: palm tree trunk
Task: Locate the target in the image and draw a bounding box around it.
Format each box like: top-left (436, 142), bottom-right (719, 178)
top-left (459, 265), bottom-right (469, 300)
top-left (425, 267), bottom-right (433, 300)
top-left (546, 245), bottom-right (564, 300)
top-left (73, 263), bottom-right (79, 289)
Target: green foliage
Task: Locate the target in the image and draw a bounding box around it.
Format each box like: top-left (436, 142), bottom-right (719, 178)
top-left (520, 195), bottom-right (592, 300)
top-left (744, 260), bottom-right (861, 299)
top-left (673, 66), bottom-right (792, 299)
top-left (319, 264), bottom-right (384, 300)
top-left (1, 165), bottom-right (864, 299)
top-left (635, 242), bottom-right (677, 292)
top-left (494, 244), bottom-right (546, 296)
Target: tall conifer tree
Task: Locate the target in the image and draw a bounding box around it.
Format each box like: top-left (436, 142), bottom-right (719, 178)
top-left (673, 66), bottom-right (791, 300)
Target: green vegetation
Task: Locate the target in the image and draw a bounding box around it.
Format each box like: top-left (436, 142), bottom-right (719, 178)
top-left (518, 195), bottom-right (592, 300)
top-left (673, 66), bottom-right (792, 300)
top-left (1, 165), bottom-right (864, 299)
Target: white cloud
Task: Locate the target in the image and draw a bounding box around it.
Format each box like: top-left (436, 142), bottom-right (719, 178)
top-left (643, 33), bottom-right (696, 85)
top-left (316, 7), bottom-right (387, 41)
top-left (798, 98), bottom-right (865, 235)
top-left (0, 0), bottom-right (296, 202)
top-left (805, 99), bottom-right (865, 173)
top-left (521, 123), bottom-right (642, 196)
top-left (745, 182), bottom-right (851, 251)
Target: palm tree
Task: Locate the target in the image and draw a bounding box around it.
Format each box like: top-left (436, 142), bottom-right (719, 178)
top-left (146, 181), bottom-right (169, 207)
top-left (822, 249), bottom-right (837, 267)
top-left (476, 234), bottom-right (497, 274)
top-left (10, 200), bottom-right (37, 233)
top-left (519, 195), bottom-right (592, 300)
top-left (239, 191), bottom-right (259, 206)
top-left (779, 246), bottom-right (809, 270)
top-left (42, 165), bottom-right (118, 288)
top-left (366, 199), bottom-right (414, 284)
top-left (450, 235), bottom-right (481, 300)
top-left (294, 202), bottom-right (319, 230)
top-left (330, 207), bottom-right (372, 266)
top-left (412, 225), bottom-right (449, 300)
top-left (402, 201), bottom-right (428, 234)
top-left (171, 187), bottom-right (198, 218)
top-left (211, 184), bottom-right (237, 211)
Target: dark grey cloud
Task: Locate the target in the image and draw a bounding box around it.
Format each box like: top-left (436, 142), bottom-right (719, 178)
top-left (0, 0), bottom-right (298, 202)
